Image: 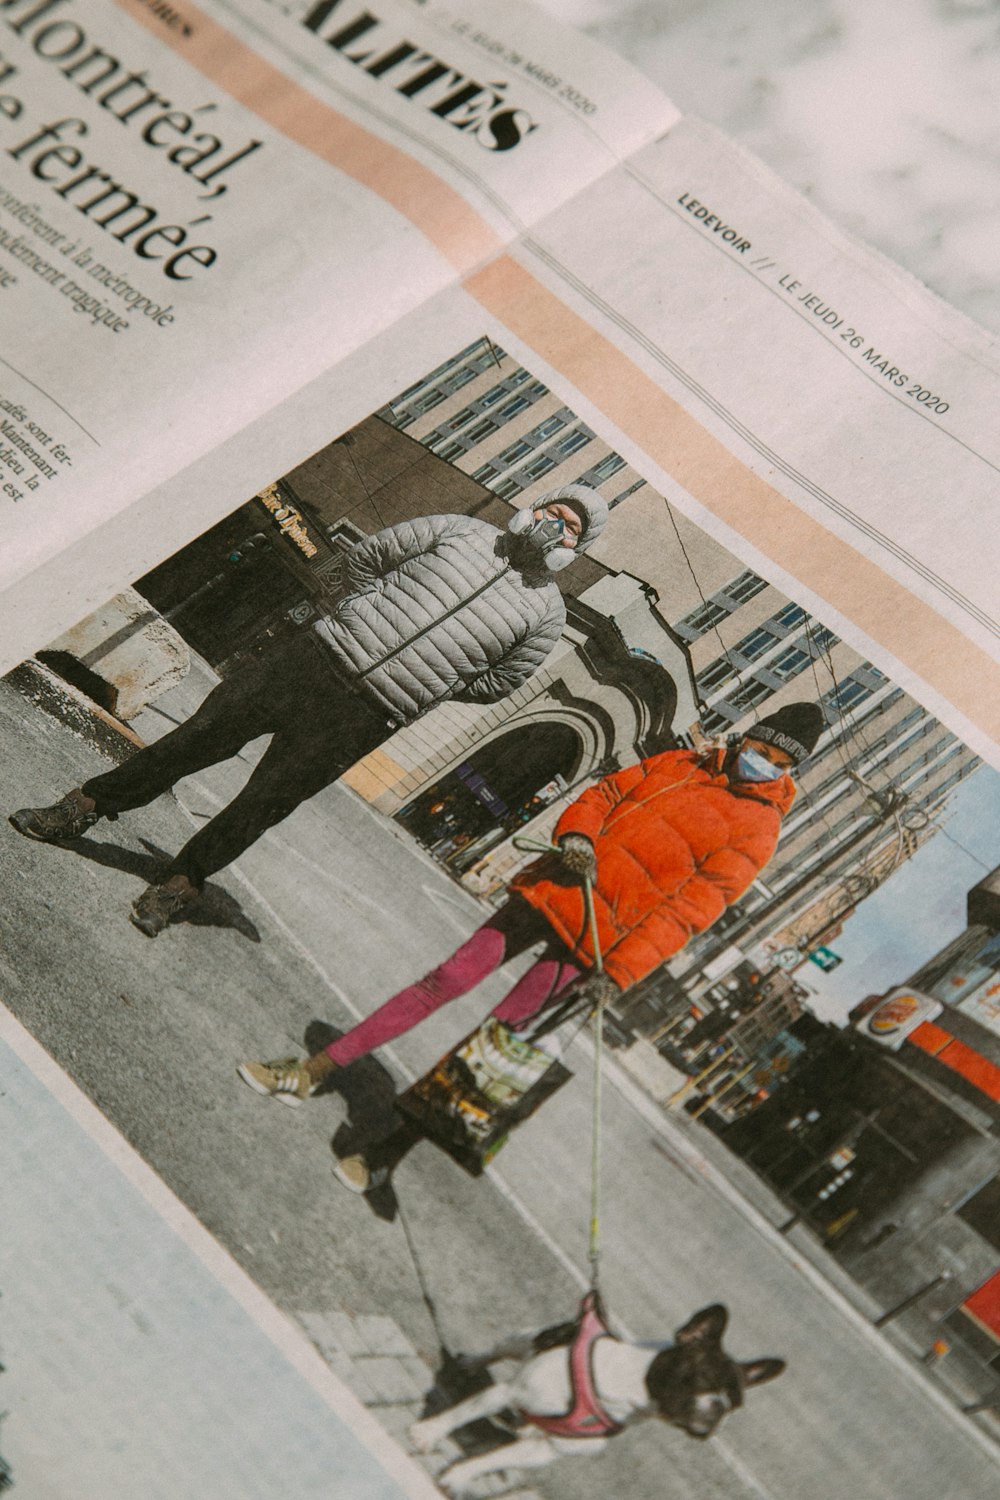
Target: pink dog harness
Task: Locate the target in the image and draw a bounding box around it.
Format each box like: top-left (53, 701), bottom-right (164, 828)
top-left (520, 1291), bottom-right (625, 1439)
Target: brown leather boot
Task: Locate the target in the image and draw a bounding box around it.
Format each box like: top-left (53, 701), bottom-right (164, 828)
top-left (130, 874), bottom-right (200, 937)
top-left (9, 788), bottom-right (103, 842)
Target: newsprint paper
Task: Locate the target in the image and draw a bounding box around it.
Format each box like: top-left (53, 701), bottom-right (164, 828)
top-left (1, 2), bottom-right (999, 1498)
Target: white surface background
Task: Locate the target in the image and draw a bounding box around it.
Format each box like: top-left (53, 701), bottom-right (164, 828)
top-left (537, 0), bottom-right (1000, 336)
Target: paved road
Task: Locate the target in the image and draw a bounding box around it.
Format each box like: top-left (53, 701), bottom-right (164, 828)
top-left (1, 671), bottom-right (997, 1500)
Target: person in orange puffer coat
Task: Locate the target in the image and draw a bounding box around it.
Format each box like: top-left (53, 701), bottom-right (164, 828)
top-left (239, 702), bottom-right (825, 1168)
top-left (510, 736), bottom-right (797, 994)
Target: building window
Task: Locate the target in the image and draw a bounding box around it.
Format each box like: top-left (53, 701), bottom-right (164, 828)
top-left (495, 395), bottom-right (530, 421)
top-left (410, 388), bottom-right (446, 415)
top-left (434, 440), bottom-right (466, 463)
top-left (594, 453), bottom-right (626, 479)
top-left (737, 626), bottom-right (776, 662)
top-left (725, 569), bottom-right (768, 605)
top-left (425, 404), bottom-right (476, 442)
top-left (480, 383), bottom-right (512, 407)
top-left (773, 602), bottom-right (806, 629)
top-left (697, 658), bottom-right (739, 694)
top-left (521, 454), bottom-right (558, 480)
top-left (577, 452), bottom-right (626, 485)
top-left (806, 625), bottom-right (838, 654)
top-left (491, 451), bottom-right (558, 498)
top-left (677, 570), bottom-right (772, 640)
top-left (825, 677), bottom-right (874, 713)
top-left (491, 475), bottom-right (524, 500)
top-left (937, 763), bottom-right (978, 797)
top-left (497, 439), bottom-right (532, 466)
top-left (677, 600), bottom-right (729, 638)
top-left (729, 677), bottom-right (772, 713)
top-left (610, 477), bottom-right (646, 505)
top-left (392, 339), bottom-right (498, 405)
top-left (447, 364), bottom-right (481, 393)
top-left (554, 428), bottom-right (592, 458)
top-left (701, 705), bottom-right (739, 736)
top-left (384, 341), bottom-right (520, 427)
top-left (770, 644), bottom-right (811, 681)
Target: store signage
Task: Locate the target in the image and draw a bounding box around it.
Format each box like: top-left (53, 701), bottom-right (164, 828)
top-left (257, 484), bottom-right (319, 558)
top-left (455, 762), bottom-right (507, 817)
top-left (963, 1270), bottom-right (1000, 1342)
top-left (855, 987), bottom-right (942, 1051)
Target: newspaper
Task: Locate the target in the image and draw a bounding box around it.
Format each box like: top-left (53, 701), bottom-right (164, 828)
top-left (1, 2), bottom-right (999, 1497)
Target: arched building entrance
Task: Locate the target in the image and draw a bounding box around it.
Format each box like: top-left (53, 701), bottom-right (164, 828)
top-left (396, 721), bottom-right (582, 875)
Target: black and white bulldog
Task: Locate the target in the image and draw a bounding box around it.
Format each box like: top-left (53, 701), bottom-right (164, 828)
top-left (411, 1300), bottom-right (784, 1496)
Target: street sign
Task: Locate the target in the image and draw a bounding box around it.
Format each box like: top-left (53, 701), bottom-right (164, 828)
top-left (809, 946), bottom-right (842, 972)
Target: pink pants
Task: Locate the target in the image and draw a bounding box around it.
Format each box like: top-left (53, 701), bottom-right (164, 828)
top-left (325, 897), bottom-right (583, 1066)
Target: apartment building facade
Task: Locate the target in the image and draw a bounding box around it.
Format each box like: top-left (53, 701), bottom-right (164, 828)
top-left (375, 338), bottom-right (979, 938)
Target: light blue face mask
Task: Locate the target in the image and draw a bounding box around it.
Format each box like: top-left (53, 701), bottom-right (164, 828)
top-left (736, 746), bottom-right (788, 783)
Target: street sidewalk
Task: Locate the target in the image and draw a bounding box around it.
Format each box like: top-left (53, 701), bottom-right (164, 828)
top-left (13, 659), bottom-right (762, 1500)
top-left (2, 660), bottom-right (996, 1499)
top-left (0, 660), bottom-right (555, 1500)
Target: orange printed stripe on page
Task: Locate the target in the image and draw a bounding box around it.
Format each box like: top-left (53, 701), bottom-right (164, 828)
top-left (909, 1023), bottom-right (1000, 1101)
top-left (464, 254), bottom-right (1000, 746)
top-left (936, 1039), bottom-right (1000, 1103)
top-left (963, 1270), bottom-right (1000, 1342)
top-left (908, 1020), bottom-right (951, 1055)
top-left (110, 0), bottom-right (502, 271)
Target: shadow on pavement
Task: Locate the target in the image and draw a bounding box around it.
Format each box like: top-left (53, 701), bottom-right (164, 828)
top-left (419, 1351), bottom-right (521, 1457)
top-left (305, 1019), bottom-right (417, 1223)
top-left (5, 824), bottom-right (262, 942)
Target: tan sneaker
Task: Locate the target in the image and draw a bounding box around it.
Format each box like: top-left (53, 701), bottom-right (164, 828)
top-left (237, 1057), bottom-right (313, 1108)
top-left (332, 1155), bottom-right (389, 1194)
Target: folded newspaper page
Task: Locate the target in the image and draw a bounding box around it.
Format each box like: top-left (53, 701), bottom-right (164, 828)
top-left (0, 0), bottom-right (674, 659)
top-left (1, 2), bottom-right (999, 1498)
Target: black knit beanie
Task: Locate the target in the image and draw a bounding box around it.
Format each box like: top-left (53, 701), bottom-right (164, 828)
top-left (746, 702), bottom-right (825, 765)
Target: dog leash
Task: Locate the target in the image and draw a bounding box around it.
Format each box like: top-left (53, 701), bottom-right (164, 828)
top-left (512, 835), bottom-right (606, 1293)
top-left (396, 1193), bottom-right (459, 1360)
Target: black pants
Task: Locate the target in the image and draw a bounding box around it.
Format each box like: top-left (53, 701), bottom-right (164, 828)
top-left (82, 633), bottom-right (392, 886)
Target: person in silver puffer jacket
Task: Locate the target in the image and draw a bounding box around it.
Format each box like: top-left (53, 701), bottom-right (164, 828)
top-left (10, 484), bottom-right (608, 936)
top-left (317, 510), bottom-right (569, 721)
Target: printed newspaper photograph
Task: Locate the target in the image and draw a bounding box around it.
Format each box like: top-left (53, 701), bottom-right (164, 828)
top-left (1, 0), bottom-right (998, 1496)
top-left (2, 337), bottom-right (998, 1498)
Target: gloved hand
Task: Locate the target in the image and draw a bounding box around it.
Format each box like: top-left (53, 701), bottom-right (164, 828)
top-left (557, 833), bottom-right (597, 882)
top-left (575, 971), bottom-right (619, 1009)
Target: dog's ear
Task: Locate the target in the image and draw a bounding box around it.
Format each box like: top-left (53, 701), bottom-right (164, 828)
top-left (675, 1304), bottom-right (728, 1345)
top-left (742, 1357), bottom-right (785, 1387)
